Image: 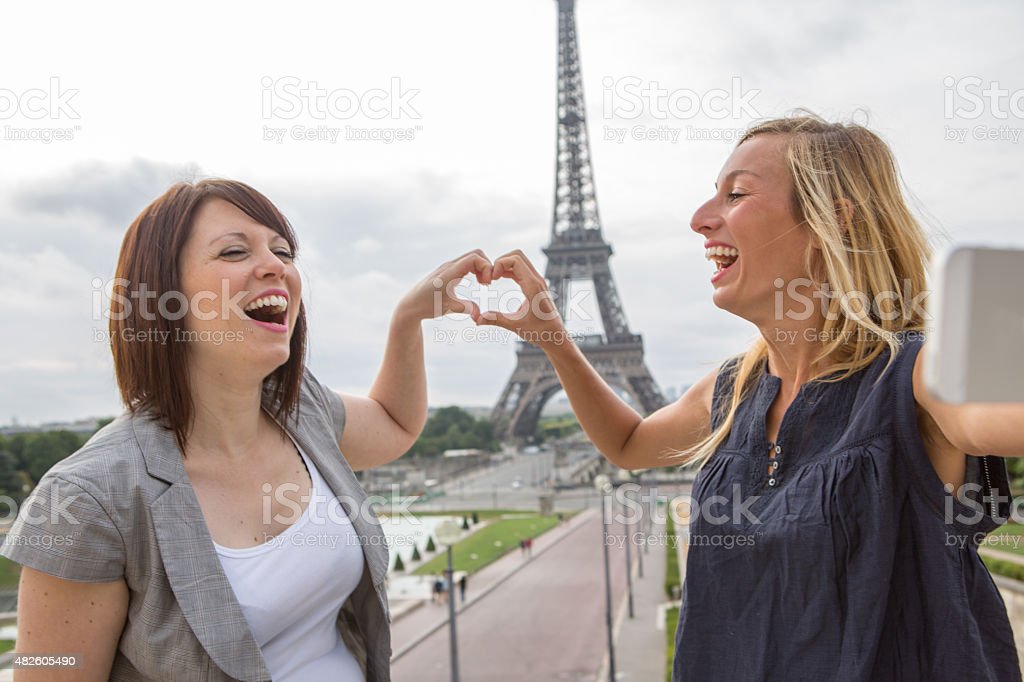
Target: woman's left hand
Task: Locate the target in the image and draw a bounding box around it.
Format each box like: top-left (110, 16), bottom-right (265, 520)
top-left (396, 249), bottom-right (493, 322)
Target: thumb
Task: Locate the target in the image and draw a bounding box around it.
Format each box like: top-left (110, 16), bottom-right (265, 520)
top-left (476, 300), bottom-right (530, 330)
top-left (449, 296), bottom-right (480, 320)
top-left (476, 309), bottom-right (509, 329)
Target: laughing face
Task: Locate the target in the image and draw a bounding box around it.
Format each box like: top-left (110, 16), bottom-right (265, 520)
top-left (690, 134), bottom-right (818, 326)
top-left (178, 198), bottom-right (302, 377)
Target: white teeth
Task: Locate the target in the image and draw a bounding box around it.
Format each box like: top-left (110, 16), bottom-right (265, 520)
top-left (243, 295), bottom-right (289, 312)
top-left (704, 246), bottom-right (740, 260)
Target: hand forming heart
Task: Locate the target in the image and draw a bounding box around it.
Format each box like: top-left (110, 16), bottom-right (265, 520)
top-left (399, 249), bottom-right (570, 349)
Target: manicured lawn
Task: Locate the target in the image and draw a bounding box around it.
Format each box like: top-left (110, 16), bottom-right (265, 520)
top-left (0, 556), bottom-right (20, 589)
top-left (982, 554), bottom-right (1024, 582)
top-left (664, 515), bottom-right (680, 599)
top-left (981, 523), bottom-right (1024, 557)
top-left (0, 640), bottom-right (13, 655)
top-left (413, 515), bottom-right (560, 576)
top-left (409, 509), bottom-right (531, 521)
top-left (665, 606), bottom-right (679, 682)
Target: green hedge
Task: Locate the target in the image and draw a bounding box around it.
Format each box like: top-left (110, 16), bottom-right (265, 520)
top-left (981, 553), bottom-right (1024, 582)
top-left (665, 514), bottom-right (680, 600)
top-left (665, 605), bottom-right (679, 682)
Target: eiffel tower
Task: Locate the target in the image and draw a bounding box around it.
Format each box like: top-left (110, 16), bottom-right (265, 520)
top-left (491, 0), bottom-right (665, 442)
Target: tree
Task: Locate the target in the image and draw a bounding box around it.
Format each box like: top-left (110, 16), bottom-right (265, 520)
top-left (411, 546), bottom-right (422, 562)
top-left (426, 536), bottom-right (436, 552)
top-left (393, 554), bottom-right (406, 572)
top-left (408, 406), bottom-right (499, 457)
top-left (24, 431), bottom-right (83, 485)
top-left (3, 433), bottom-right (30, 470)
top-left (0, 451), bottom-right (24, 505)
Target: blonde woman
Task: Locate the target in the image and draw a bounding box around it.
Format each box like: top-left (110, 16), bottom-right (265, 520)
top-left (479, 115), bottom-right (1024, 680)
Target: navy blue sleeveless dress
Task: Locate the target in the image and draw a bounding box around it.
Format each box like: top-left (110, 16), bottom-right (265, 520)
top-left (672, 333), bottom-right (1021, 681)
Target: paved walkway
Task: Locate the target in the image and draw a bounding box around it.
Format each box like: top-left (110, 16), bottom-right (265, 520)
top-left (596, 516), bottom-right (672, 682)
top-left (392, 504), bottom-right (687, 681)
top-left (391, 509), bottom-right (631, 681)
top-left (390, 509), bottom-right (596, 659)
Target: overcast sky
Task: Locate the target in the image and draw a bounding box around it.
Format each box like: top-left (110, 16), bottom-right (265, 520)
top-left (1, 0), bottom-right (1022, 426)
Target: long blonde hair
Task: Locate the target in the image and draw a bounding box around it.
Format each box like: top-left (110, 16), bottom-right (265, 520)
top-left (674, 113), bottom-right (932, 469)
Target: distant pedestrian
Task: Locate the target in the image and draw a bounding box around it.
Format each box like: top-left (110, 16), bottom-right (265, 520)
top-left (458, 574), bottom-right (467, 602)
top-left (432, 578), bottom-right (444, 604)
top-left (525, 538), bottom-right (533, 557)
top-left (519, 539), bottom-right (527, 556)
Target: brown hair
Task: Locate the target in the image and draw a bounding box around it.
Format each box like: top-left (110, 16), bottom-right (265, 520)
top-left (109, 179), bottom-right (307, 454)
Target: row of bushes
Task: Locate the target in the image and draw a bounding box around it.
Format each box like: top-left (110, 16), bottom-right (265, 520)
top-left (982, 554), bottom-right (1024, 583)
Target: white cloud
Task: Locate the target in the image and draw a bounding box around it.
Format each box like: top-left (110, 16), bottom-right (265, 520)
top-left (1, 0), bottom-right (1022, 424)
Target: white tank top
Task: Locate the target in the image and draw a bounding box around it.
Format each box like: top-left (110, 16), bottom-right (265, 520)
top-left (214, 443), bottom-right (365, 681)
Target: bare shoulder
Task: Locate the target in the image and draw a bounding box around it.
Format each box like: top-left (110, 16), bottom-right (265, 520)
top-left (684, 364), bottom-right (720, 416)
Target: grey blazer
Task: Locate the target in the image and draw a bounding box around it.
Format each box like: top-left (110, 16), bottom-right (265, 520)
top-left (0, 370), bottom-right (392, 681)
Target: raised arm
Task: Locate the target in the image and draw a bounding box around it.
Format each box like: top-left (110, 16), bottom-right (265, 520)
top-left (336, 250), bottom-right (493, 471)
top-left (14, 568), bottom-right (128, 681)
top-left (913, 342), bottom-right (1024, 457)
top-left (479, 250), bottom-right (716, 469)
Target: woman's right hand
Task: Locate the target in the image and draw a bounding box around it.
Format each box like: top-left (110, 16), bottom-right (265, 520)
top-left (476, 250), bottom-right (574, 353)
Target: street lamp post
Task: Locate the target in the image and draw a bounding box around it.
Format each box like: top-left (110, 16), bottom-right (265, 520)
top-left (436, 520), bottom-right (462, 682)
top-left (623, 486), bottom-right (635, 619)
top-left (594, 474), bottom-right (616, 682)
top-left (632, 485), bottom-right (644, 579)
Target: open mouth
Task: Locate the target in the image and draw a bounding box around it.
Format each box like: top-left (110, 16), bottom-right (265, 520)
top-left (706, 245), bottom-right (739, 275)
top-left (243, 294), bottom-right (288, 326)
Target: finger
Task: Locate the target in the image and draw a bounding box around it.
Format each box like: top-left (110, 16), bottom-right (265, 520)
top-left (450, 250), bottom-right (493, 284)
top-left (493, 249), bottom-right (543, 281)
top-left (491, 255), bottom-right (546, 297)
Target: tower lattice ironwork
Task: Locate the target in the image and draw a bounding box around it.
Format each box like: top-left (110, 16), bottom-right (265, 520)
top-left (491, 0), bottom-right (665, 442)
